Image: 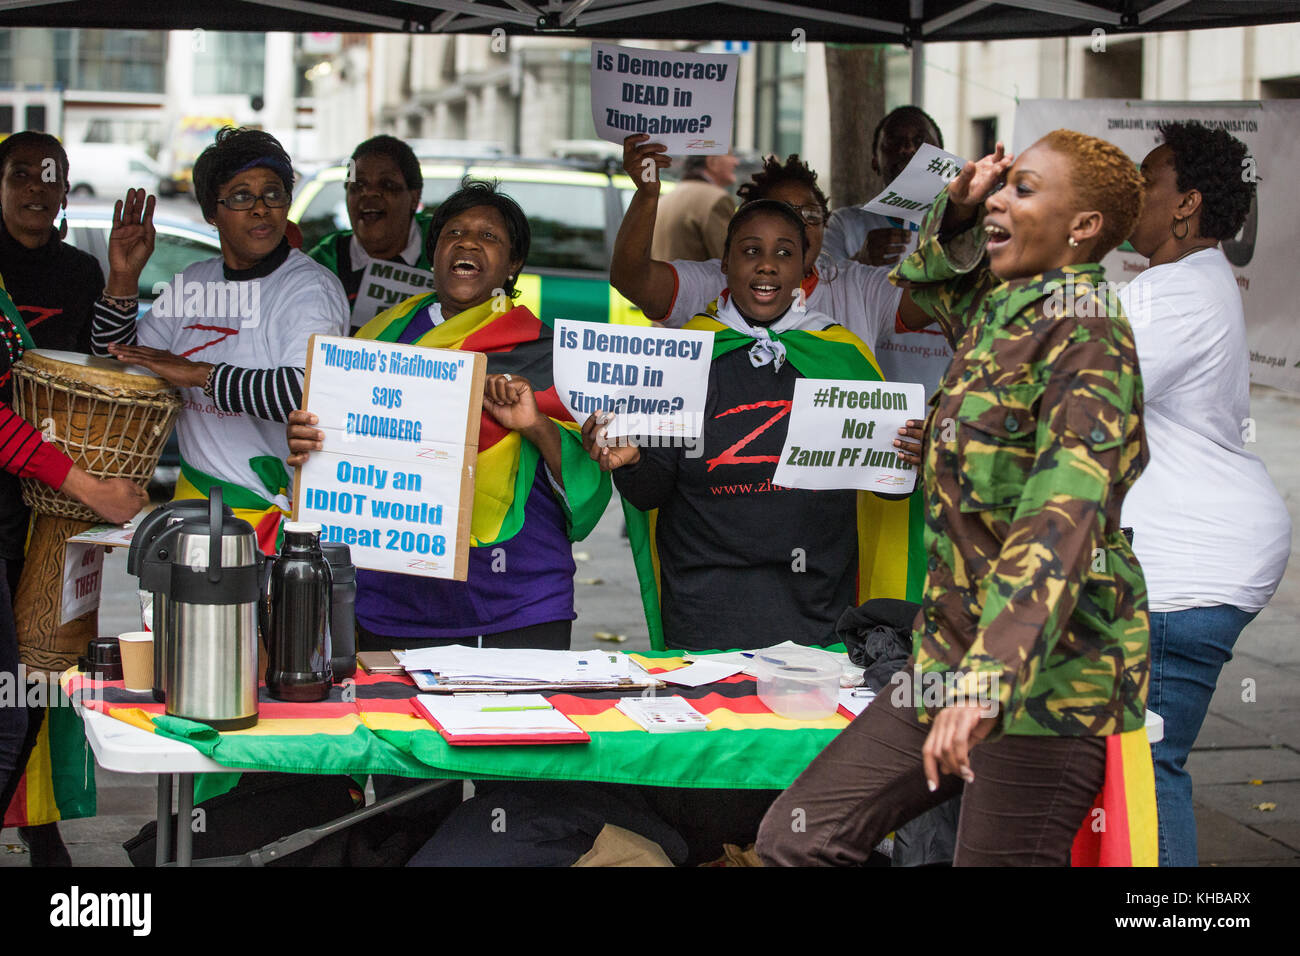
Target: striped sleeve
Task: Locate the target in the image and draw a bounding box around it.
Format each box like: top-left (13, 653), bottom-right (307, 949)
top-left (91, 296), bottom-right (138, 355)
top-left (209, 364), bottom-right (304, 424)
top-left (0, 406), bottom-right (74, 488)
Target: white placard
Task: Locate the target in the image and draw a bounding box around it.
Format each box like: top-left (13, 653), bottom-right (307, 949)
top-left (591, 42), bottom-right (737, 154)
top-left (61, 543), bottom-right (104, 625)
top-left (772, 378), bottom-right (925, 493)
top-left (294, 335), bottom-right (485, 579)
top-left (350, 260), bottom-right (438, 330)
top-left (553, 319), bottom-right (713, 439)
top-left (862, 143), bottom-right (969, 225)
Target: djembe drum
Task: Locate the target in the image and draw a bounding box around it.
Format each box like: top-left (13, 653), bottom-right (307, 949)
top-left (9, 350), bottom-right (181, 672)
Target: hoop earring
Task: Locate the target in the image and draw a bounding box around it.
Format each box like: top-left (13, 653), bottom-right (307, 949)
top-left (1172, 217), bottom-right (1189, 241)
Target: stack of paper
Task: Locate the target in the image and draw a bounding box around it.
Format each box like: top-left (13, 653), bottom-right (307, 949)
top-left (395, 647), bottom-right (657, 692)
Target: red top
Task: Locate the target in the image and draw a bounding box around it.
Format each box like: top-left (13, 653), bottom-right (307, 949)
top-left (0, 405), bottom-right (73, 488)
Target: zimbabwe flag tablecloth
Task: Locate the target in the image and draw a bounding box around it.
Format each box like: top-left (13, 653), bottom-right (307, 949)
top-left (59, 653), bottom-right (846, 791)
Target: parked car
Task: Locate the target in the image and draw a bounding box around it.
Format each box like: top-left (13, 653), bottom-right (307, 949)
top-left (290, 156), bottom-right (672, 327)
top-left (63, 203), bottom-right (223, 493)
top-left (64, 144), bottom-right (167, 199)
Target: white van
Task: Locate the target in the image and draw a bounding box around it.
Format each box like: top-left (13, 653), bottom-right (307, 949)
top-left (64, 143), bottom-right (165, 199)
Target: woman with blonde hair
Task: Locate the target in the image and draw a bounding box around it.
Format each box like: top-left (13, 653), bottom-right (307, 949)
top-left (759, 130), bottom-right (1150, 866)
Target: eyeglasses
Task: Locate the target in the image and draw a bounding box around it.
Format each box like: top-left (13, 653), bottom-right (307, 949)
top-left (217, 188), bottom-right (291, 211)
top-left (790, 204), bottom-right (827, 226)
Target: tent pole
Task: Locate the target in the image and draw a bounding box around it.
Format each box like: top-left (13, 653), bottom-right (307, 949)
top-left (910, 0), bottom-right (925, 107)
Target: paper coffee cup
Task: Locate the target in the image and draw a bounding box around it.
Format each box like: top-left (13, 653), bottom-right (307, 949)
top-left (118, 631), bottom-right (154, 693)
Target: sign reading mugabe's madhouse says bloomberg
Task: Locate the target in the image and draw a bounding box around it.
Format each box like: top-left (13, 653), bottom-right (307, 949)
top-left (772, 379), bottom-right (925, 494)
top-left (293, 335), bottom-right (486, 580)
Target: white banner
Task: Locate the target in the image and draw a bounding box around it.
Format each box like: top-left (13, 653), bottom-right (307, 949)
top-left (350, 260), bottom-right (437, 330)
top-left (1014, 99), bottom-right (1300, 394)
top-left (294, 336), bottom-right (485, 579)
top-left (591, 42), bottom-right (737, 154)
top-left (772, 379), bottom-right (924, 493)
top-left (553, 319), bottom-right (713, 439)
top-left (862, 143), bottom-right (967, 225)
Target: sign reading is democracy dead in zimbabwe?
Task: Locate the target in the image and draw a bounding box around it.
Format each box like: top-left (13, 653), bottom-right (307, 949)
top-left (591, 42), bottom-right (738, 154)
top-left (293, 335), bottom-right (486, 579)
top-left (553, 318), bottom-right (713, 440)
top-left (773, 379), bottom-right (925, 494)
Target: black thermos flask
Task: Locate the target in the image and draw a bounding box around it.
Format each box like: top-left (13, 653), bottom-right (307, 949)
top-left (321, 542), bottom-right (357, 681)
top-left (266, 521), bottom-right (333, 701)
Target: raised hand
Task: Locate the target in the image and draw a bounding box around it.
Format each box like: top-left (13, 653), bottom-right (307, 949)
top-left (623, 134), bottom-right (670, 196)
top-left (106, 188), bottom-right (157, 295)
top-left (944, 142), bottom-right (1015, 224)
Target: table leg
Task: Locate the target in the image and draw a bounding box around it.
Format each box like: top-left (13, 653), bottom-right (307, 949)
top-left (156, 773), bottom-right (173, 867)
top-left (176, 774), bottom-right (194, 867)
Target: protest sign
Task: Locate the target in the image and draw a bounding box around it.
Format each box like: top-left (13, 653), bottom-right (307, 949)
top-left (351, 260), bottom-right (438, 329)
top-left (553, 319), bottom-right (713, 439)
top-left (772, 379), bottom-right (925, 493)
top-left (591, 42), bottom-right (737, 154)
top-left (293, 335), bottom-right (486, 579)
top-left (862, 143), bottom-right (968, 225)
top-left (60, 543), bottom-right (103, 626)
top-left (1015, 98), bottom-right (1300, 394)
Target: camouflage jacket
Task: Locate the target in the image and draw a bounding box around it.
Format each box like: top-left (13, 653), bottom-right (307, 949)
top-left (890, 191), bottom-right (1150, 737)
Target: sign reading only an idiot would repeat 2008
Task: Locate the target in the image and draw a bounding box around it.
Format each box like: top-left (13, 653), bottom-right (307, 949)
top-left (294, 335), bottom-right (486, 579)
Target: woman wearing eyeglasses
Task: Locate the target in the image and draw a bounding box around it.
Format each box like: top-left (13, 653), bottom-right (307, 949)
top-left (307, 135), bottom-right (433, 331)
top-left (91, 127), bottom-right (348, 550)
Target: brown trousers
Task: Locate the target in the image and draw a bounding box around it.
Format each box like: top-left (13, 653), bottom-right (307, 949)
top-left (757, 694), bottom-right (1106, 866)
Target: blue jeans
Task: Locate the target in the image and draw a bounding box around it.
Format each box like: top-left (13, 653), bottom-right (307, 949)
top-left (1147, 604), bottom-right (1258, 867)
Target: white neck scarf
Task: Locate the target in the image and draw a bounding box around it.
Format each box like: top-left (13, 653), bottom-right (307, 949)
top-left (706, 291), bottom-right (832, 373)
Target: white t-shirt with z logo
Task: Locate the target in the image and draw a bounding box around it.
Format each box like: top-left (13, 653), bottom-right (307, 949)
top-left (137, 251), bottom-right (348, 503)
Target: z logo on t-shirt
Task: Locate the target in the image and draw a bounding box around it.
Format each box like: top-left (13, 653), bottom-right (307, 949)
top-left (706, 400), bottom-right (791, 473)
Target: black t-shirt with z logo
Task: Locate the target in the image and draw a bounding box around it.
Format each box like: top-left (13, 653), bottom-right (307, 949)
top-left (614, 348), bottom-right (858, 651)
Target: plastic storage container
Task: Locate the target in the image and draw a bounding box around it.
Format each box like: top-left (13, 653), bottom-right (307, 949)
top-left (754, 647), bottom-right (841, 720)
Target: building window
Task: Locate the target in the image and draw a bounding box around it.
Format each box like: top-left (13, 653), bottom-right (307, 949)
top-left (971, 117), bottom-right (997, 159)
top-left (565, 48), bottom-right (596, 141)
top-left (52, 29), bottom-right (166, 93)
top-left (1083, 38), bottom-right (1142, 99)
top-left (756, 42), bottom-right (803, 157)
top-left (193, 33), bottom-right (266, 96)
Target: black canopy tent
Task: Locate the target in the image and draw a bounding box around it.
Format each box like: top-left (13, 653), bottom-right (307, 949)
top-left (0, 0), bottom-right (1297, 42)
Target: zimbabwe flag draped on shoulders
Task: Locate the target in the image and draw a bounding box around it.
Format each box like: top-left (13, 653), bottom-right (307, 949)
top-left (623, 303), bottom-right (928, 650)
top-left (358, 293), bottom-right (610, 546)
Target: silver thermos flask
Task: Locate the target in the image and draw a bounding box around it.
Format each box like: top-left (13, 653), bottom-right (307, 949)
top-left (128, 498), bottom-right (230, 703)
top-left (146, 490), bottom-right (261, 730)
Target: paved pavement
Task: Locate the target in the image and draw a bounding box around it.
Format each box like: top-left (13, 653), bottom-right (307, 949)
top-left (3, 385), bottom-right (1298, 867)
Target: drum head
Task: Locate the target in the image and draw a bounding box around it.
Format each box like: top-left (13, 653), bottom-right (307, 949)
top-left (18, 349), bottom-right (171, 389)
